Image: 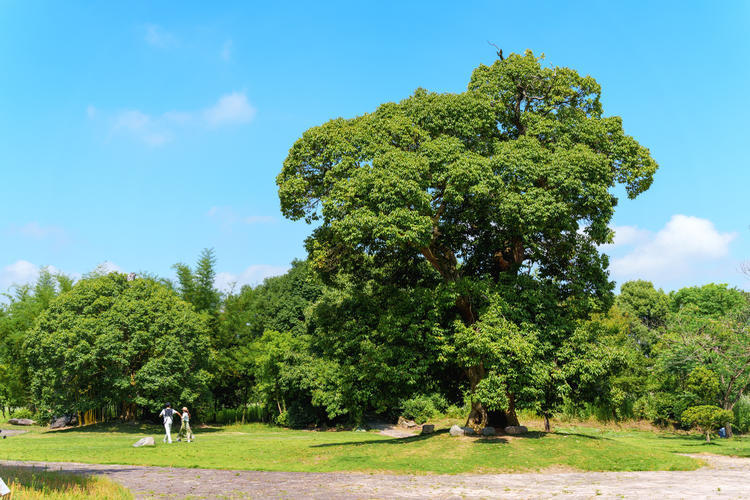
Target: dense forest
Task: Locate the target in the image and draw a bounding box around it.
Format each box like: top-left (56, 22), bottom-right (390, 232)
top-left (2, 51), bottom-right (748, 436)
top-left (1, 252), bottom-right (748, 434)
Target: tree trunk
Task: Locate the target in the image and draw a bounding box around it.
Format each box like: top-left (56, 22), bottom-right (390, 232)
top-left (706, 430), bottom-right (711, 442)
top-left (726, 422), bottom-right (733, 438)
top-left (465, 400), bottom-right (488, 430)
top-left (505, 392), bottom-right (520, 427)
top-left (544, 415), bottom-right (551, 432)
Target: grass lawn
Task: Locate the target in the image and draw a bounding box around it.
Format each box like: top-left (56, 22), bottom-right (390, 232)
top-left (0, 465), bottom-right (132, 499)
top-left (3, 419), bottom-right (743, 474)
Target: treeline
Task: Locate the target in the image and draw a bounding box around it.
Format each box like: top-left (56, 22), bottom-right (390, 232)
top-left (1, 250), bottom-right (748, 432)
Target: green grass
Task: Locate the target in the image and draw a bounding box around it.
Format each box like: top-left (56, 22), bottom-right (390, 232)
top-left (1, 420), bottom-right (734, 474)
top-left (557, 425), bottom-right (750, 458)
top-left (0, 465), bottom-right (132, 499)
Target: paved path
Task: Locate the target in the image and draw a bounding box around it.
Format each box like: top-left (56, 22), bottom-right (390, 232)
top-left (2, 454), bottom-right (750, 499)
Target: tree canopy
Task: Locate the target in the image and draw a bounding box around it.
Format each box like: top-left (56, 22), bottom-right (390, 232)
top-left (278, 50), bottom-right (657, 427)
top-left (24, 273), bottom-right (211, 422)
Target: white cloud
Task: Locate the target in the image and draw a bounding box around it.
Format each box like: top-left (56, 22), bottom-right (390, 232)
top-left (608, 215), bottom-right (737, 283)
top-left (97, 261), bottom-right (123, 274)
top-left (98, 91), bottom-right (255, 147)
top-left (111, 110), bottom-right (172, 146)
top-left (204, 92), bottom-right (256, 127)
top-left (611, 225), bottom-right (651, 247)
top-left (0, 260), bottom-right (40, 291)
top-left (214, 265), bottom-right (289, 293)
top-left (144, 24), bottom-right (178, 48)
top-left (207, 206), bottom-right (275, 229)
top-left (86, 105), bottom-right (97, 119)
top-left (114, 110), bottom-right (150, 131)
top-left (220, 40), bottom-right (233, 61)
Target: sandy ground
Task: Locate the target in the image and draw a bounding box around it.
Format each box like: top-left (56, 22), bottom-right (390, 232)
top-left (1, 454), bottom-right (749, 499)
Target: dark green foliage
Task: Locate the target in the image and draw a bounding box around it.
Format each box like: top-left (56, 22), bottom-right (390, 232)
top-left (681, 405), bottom-right (734, 441)
top-left (24, 273), bottom-right (212, 420)
top-left (670, 283), bottom-right (746, 317)
top-left (733, 395), bottom-right (750, 433)
top-left (0, 268), bottom-right (72, 409)
top-left (278, 51), bottom-right (657, 428)
top-left (400, 394), bottom-right (447, 424)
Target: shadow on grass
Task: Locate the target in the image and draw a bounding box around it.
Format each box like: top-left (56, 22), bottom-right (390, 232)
top-left (51, 422), bottom-right (222, 435)
top-left (310, 429), bottom-right (452, 448)
top-left (551, 431), bottom-right (609, 441)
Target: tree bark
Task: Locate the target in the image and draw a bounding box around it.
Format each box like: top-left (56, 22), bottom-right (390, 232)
top-left (505, 392), bottom-right (520, 427)
top-left (544, 415), bottom-right (551, 432)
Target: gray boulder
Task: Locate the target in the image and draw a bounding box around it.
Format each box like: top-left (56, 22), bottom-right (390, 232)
top-left (449, 424), bottom-right (464, 437)
top-left (481, 426), bottom-right (496, 436)
top-left (462, 426), bottom-right (476, 436)
top-left (133, 437), bottom-right (155, 447)
top-left (504, 425), bottom-right (528, 435)
top-left (8, 418), bottom-right (35, 426)
top-left (421, 424), bottom-right (435, 434)
top-left (50, 416), bottom-right (72, 429)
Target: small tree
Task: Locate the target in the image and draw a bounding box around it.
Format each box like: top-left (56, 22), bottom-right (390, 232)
top-left (681, 405), bottom-right (734, 442)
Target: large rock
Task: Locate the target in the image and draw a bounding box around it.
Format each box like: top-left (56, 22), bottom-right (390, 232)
top-left (462, 426), bottom-right (476, 436)
top-left (481, 426), bottom-right (496, 436)
top-left (397, 416), bottom-right (417, 428)
top-left (504, 425), bottom-right (528, 435)
top-left (449, 424), bottom-right (464, 437)
top-left (421, 424), bottom-right (435, 434)
top-left (8, 418), bottom-right (35, 426)
top-left (133, 437), bottom-right (155, 447)
top-left (50, 416), bottom-right (72, 429)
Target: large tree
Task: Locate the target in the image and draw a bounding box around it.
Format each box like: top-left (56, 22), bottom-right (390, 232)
top-left (25, 273), bottom-right (211, 422)
top-left (277, 50), bottom-right (657, 428)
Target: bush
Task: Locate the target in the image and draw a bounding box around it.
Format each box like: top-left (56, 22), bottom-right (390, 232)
top-left (733, 395), bottom-right (750, 434)
top-left (400, 394), bottom-right (447, 424)
top-left (9, 408), bottom-right (33, 420)
top-left (681, 405), bottom-right (734, 442)
top-left (443, 404), bottom-right (468, 419)
top-left (633, 393), bottom-right (686, 426)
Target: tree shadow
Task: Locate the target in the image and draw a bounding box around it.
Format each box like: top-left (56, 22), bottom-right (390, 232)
top-left (310, 429), bottom-right (449, 448)
top-left (550, 431), bottom-right (610, 440)
top-left (50, 422), bottom-right (222, 434)
top-left (471, 437), bottom-right (510, 444)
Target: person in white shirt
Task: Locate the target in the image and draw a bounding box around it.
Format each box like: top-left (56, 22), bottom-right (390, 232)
top-left (158, 403), bottom-right (180, 443)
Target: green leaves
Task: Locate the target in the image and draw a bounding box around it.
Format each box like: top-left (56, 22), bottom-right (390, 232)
top-left (681, 405), bottom-right (734, 440)
top-left (24, 273), bottom-right (211, 418)
top-left (276, 50), bottom-right (658, 424)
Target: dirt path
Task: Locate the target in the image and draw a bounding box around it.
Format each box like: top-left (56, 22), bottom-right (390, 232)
top-left (2, 454), bottom-right (750, 499)
top-left (0, 430), bottom-right (27, 438)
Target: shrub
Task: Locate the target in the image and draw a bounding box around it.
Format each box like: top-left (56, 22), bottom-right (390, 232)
top-left (733, 395), bottom-right (750, 434)
top-left (633, 393), bottom-right (686, 426)
top-left (9, 408), bottom-right (33, 420)
top-left (400, 394), bottom-right (447, 424)
top-left (443, 404), bottom-right (468, 419)
top-left (681, 405), bottom-right (734, 442)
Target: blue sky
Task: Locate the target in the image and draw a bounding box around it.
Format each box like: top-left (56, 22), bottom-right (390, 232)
top-left (1, 1), bottom-right (748, 295)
